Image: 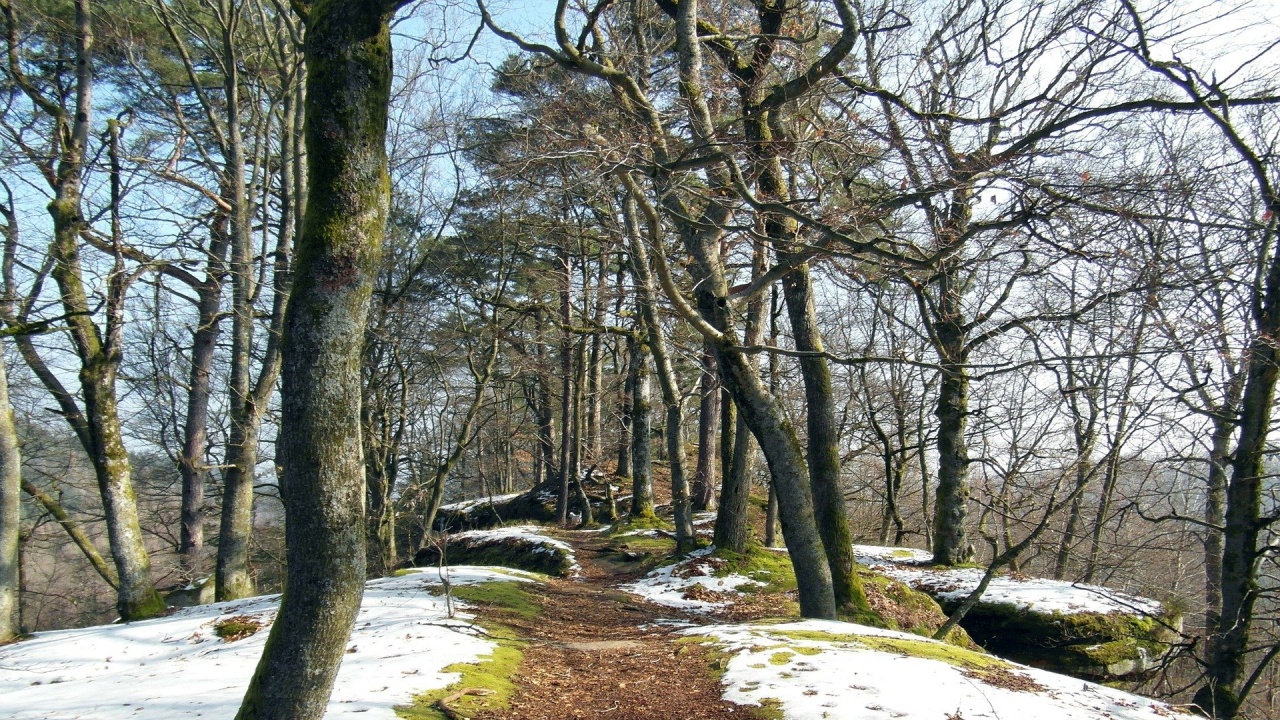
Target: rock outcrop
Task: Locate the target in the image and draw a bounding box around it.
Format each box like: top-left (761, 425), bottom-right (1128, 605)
top-left (854, 545), bottom-right (1181, 682)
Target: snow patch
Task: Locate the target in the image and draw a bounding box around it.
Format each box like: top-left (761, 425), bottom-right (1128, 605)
top-left (439, 491), bottom-right (525, 514)
top-left (451, 524), bottom-right (580, 575)
top-left (853, 545), bottom-right (1166, 616)
top-left (689, 619), bottom-right (1190, 720)
top-left (619, 547), bottom-right (757, 612)
top-left (0, 566), bottom-right (532, 720)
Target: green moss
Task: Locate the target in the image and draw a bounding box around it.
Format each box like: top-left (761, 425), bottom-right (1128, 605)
top-left (417, 537), bottom-right (574, 577)
top-left (793, 645), bottom-right (822, 656)
top-left (393, 568), bottom-right (420, 577)
top-left (214, 615), bottom-right (263, 642)
top-left (753, 697), bottom-right (786, 720)
top-left (614, 535), bottom-right (677, 555)
top-left (121, 590), bottom-right (168, 622)
top-left (710, 544), bottom-right (797, 594)
top-left (853, 567), bottom-right (975, 647)
top-left (450, 581), bottom-right (541, 620)
top-left (854, 635), bottom-right (1005, 670)
top-left (395, 643), bottom-right (523, 719)
top-left (925, 595), bottom-right (1178, 680)
top-left (1080, 637), bottom-right (1165, 667)
top-left (609, 515), bottom-right (673, 536)
top-left (768, 650), bottom-right (795, 665)
top-left (396, 577), bottom-right (540, 719)
top-left (759, 627), bottom-right (1001, 673)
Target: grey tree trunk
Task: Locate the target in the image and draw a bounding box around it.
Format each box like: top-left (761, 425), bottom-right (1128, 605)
top-left (628, 335), bottom-right (654, 518)
top-left (622, 195), bottom-right (691, 545)
top-left (1, 0), bottom-right (165, 622)
top-left (1202, 420), bottom-right (1231, 635)
top-left (215, 36), bottom-right (298, 602)
top-left (928, 260), bottom-right (975, 566)
top-left (616, 337), bottom-right (634, 480)
top-left (557, 242), bottom-right (574, 525)
top-left (179, 216), bottom-right (229, 576)
top-left (46, 19), bottom-right (164, 620)
top-left (714, 392), bottom-right (754, 553)
top-left (1199, 329), bottom-right (1280, 718)
top-left (0, 347), bottom-right (21, 642)
top-left (235, 0), bottom-right (398, 715)
top-left (692, 347), bottom-right (719, 511)
top-left (780, 260), bottom-right (866, 613)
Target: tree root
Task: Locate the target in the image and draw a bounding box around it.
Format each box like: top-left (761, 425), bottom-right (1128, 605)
top-left (436, 687), bottom-right (496, 720)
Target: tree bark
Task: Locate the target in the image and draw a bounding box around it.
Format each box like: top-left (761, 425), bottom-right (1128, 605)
top-left (616, 336), bottom-right (634, 480)
top-left (47, 44), bottom-right (164, 621)
top-left (0, 347), bottom-right (21, 642)
top-left (628, 334), bottom-right (654, 518)
top-left (622, 195), bottom-right (691, 545)
top-left (557, 241), bottom-right (574, 525)
top-left (216, 36), bottom-right (297, 601)
top-left (235, 0), bottom-right (397, 715)
top-left (692, 346), bottom-right (719, 511)
top-left (178, 213), bottom-right (229, 577)
top-left (928, 258), bottom-right (975, 566)
top-left (1201, 419), bottom-right (1231, 635)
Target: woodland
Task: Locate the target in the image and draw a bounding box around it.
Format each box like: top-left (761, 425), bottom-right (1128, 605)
top-left (0, 0), bottom-right (1277, 718)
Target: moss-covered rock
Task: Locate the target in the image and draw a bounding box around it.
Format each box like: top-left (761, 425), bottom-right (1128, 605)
top-left (854, 546), bottom-right (1181, 681)
top-left (165, 577), bottom-right (215, 608)
top-left (414, 530), bottom-right (575, 577)
top-left (944, 599), bottom-right (1180, 681)
top-left (435, 488), bottom-right (559, 532)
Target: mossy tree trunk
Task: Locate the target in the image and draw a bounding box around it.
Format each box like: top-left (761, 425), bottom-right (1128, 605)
top-left (2, 0), bottom-right (165, 622)
top-left (235, 0), bottom-right (401, 715)
top-left (726, 0), bottom-right (868, 611)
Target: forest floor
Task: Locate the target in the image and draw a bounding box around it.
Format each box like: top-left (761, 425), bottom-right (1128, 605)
top-left (477, 530), bottom-right (752, 720)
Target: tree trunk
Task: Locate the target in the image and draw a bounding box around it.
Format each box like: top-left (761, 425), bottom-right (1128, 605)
top-left (622, 195), bottom-right (691, 546)
top-left (0, 347), bottom-right (21, 642)
top-left (616, 338), bottom-right (634, 480)
top-left (38, 0), bottom-right (165, 623)
top-left (1202, 419), bottom-right (1231, 635)
top-left (557, 243), bottom-right (574, 525)
top-left (178, 215), bottom-right (229, 577)
top-left (586, 256), bottom-right (607, 464)
top-left (218, 409), bottom-right (263, 600)
top-left (1199, 324), bottom-right (1280, 718)
top-left (235, 1), bottom-right (396, 715)
top-left (693, 346), bottom-right (719, 511)
top-left (628, 335), bottom-right (655, 518)
top-left (779, 264), bottom-right (867, 612)
top-left (748, 69), bottom-right (866, 609)
top-left (929, 262), bottom-right (975, 567)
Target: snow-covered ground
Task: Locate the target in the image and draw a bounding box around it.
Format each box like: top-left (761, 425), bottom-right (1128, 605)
top-left (619, 547), bottom-right (758, 612)
top-left (689, 619), bottom-right (1192, 720)
top-left (0, 566), bottom-right (532, 720)
top-left (854, 545), bottom-right (1167, 616)
top-left (451, 524), bottom-right (580, 574)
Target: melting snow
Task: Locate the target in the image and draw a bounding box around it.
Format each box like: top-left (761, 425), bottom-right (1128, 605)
top-left (0, 566), bottom-right (532, 719)
top-left (853, 545), bottom-right (1166, 616)
top-left (438, 491), bottom-right (525, 514)
top-left (689, 619), bottom-right (1191, 720)
top-left (450, 525), bottom-right (580, 574)
top-left (619, 547), bottom-right (757, 612)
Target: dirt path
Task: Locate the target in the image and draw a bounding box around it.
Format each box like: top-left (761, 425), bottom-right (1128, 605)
top-left (483, 531), bottom-right (748, 720)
